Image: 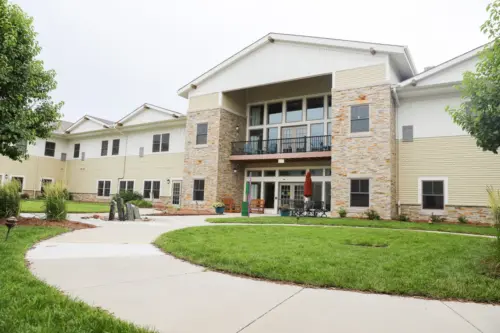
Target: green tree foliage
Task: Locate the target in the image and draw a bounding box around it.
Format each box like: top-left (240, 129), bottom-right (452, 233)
top-left (0, 0), bottom-right (62, 161)
top-left (447, 0), bottom-right (500, 153)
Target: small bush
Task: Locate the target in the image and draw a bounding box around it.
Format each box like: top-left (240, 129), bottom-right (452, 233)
top-left (20, 193), bottom-right (30, 200)
top-left (399, 214), bottom-right (410, 222)
top-left (44, 182), bottom-right (67, 221)
top-left (128, 200), bottom-right (153, 208)
top-left (338, 207), bottom-right (347, 218)
top-left (0, 181), bottom-right (21, 218)
top-left (62, 188), bottom-right (73, 201)
top-left (36, 194), bottom-right (45, 200)
top-left (458, 215), bottom-right (468, 224)
top-left (113, 191), bottom-right (143, 203)
top-left (429, 213), bottom-right (445, 223)
top-left (365, 209), bottom-right (381, 220)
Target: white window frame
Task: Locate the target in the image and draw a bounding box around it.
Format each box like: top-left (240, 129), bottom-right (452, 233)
top-left (348, 176), bottom-right (371, 210)
top-left (96, 179), bottom-right (112, 198)
top-left (40, 177), bottom-right (54, 191)
top-left (143, 179), bottom-right (162, 200)
top-left (195, 123), bottom-right (208, 147)
top-left (152, 133), bottom-right (170, 153)
top-left (418, 176), bottom-right (448, 214)
top-left (192, 177), bottom-right (206, 202)
top-left (11, 175), bottom-right (26, 192)
top-left (246, 93), bottom-right (330, 142)
top-left (349, 104), bottom-right (371, 137)
top-left (44, 141), bottom-right (56, 157)
top-left (118, 179), bottom-right (135, 193)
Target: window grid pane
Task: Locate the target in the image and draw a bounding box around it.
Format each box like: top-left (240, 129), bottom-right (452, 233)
top-left (350, 179), bottom-right (370, 207)
top-left (267, 103), bottom-right (282, 124)
top-left (73, 144), bottom-right (80, 158)
top-left (422, 181), bottom-right (445, 209)
top-left (101, 141), bottom-right (108, 156)
top-left (249, 105), bottom-right (264, 126)
top-left (351, 105), bottom-right (370, 133)
top-left (306, 97), bottom-right (324, 121)
top-left (112, 139), bottom-right (120, 155)
top-left (286, 100), bottom-right (303, 123)
top-left (45, 142), bottom-right (56, 157)
top-left (196, 123), bottom-right (208, 145)
top-left (152, 134), bottom-right (161, 153)
top-left (161, 133), bottom-right (170, 152)
top-left (193, 179), bottom-right (205, 201)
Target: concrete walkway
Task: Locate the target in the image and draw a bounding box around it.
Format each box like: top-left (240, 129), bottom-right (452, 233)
top-left (27, 215), bottom-right (500, 333)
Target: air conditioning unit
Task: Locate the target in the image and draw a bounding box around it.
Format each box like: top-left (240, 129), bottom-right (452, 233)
top-left (60, 153), bottom-right (67, 161)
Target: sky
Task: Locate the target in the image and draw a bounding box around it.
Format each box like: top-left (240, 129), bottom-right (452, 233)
top-left (13, 0), bottom-right (492, 122)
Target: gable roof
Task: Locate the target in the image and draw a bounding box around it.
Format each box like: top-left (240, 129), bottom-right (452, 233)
top-left (65, 115), bottom-right (114, 133)
top-left (116, 103), bottom-right (184, 125)
top-left (397, 44), bottom-right (485, 88)
top-left (177, 32), bottom-right (417, 98)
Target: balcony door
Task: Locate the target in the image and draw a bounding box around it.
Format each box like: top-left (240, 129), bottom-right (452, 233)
top-left (281, 126), bottom-right (307, 153)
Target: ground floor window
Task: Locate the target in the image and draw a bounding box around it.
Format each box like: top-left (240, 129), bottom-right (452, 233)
top-left (350, 179), bottom-right (369, 207)
top-left (144, 180), bottom-right (160, 199)
top-left (119, 180), bottom-right (134, 193)
top-left (41, 178), bottom-right (53, 193)
top-left (193, 179), bottom-right (205, 201)
top-left (97, 180), bottom-right (111, 197)
top-left (11, 176), bottom-right (24, 192)
top-left (422, 180), bottom-right (444, 210)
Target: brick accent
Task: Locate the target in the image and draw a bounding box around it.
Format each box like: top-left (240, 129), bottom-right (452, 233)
top-left (182, 108), bottom-right (246, 209)
top-left (400, 204), bottom-right (493, 224)
top-left (331, 84), bottom-right (396, 219)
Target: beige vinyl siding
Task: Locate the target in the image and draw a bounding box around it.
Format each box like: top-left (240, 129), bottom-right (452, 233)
top-left (335, 64), bottom-right (386, 90)
top-left (188, 93), bottom-right (219, 111)
top-left (246, 75), bottom-right (332, 104)
top-left (66, 153), bottom-right (184, 195)
top-left (399, 136), bottom-right (500, 206)
top-left (0, 155), bottom-right (66, 194)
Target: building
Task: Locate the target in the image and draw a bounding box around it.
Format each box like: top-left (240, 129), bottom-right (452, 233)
top-left (178, 33), bottom-right (499, 222)
top-left (0, 104), bottom-right (186, 204)
top-left (1, 33), bottom-right (499, 222)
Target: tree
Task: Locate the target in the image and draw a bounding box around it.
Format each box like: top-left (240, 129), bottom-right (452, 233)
top-left (0, 0), bottom-right (62, 161)
top-left (447, 0), bottom-right (500, 153)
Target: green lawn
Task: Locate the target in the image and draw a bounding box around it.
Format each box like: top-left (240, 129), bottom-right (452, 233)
top-left (156, 226), bottom-right (500, 303)
top-left (0, 226), bottom-right (154, 333)
top-left (206, 216), bottom-right (497, 236)
top-left (21, 200), bottom-right (109, 213)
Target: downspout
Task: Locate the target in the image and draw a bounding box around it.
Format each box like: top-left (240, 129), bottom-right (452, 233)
top-left (391, 86), bottom-right (400, 217)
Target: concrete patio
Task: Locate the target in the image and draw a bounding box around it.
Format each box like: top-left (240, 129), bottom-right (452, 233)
top-left (27, 214), bottom-right (500, 333)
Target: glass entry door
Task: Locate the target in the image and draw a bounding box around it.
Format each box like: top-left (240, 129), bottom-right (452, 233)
top-left (172, 181), bottom-right (182, 205)
top-left (280, 183), bottom-right (304, 207)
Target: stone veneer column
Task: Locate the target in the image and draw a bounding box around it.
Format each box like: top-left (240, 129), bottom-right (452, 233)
top-left (182, 108), bottom-right (246, 209)
top-left (331, 84), bottom-right (397, 219)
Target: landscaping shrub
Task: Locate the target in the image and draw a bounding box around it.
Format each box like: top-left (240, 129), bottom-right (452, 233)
top-left (458, 215), bottom-right (468, 224)
top-left (487, 186), bottom-right (500, 259)
top-left (62, 188), bottom-right (73, 201)
top-left (338, 207), bottom-right (347, 218)
top-left (113, 191), bottom-right (143, 203)
top-left (0, 181), bottom-right (21, 218)
top-left (20, 193), bottom-right (30, 200)
top-left (364, 209), bottom-right (381, 220)
top-left (429, 213), bottom-right (445, 223)
top-left (43, 182), bottom-right (67, 221)
top-left (399, 214), bottom-right (410, 222)
top-left (128, 200), bottom-right (153, 208)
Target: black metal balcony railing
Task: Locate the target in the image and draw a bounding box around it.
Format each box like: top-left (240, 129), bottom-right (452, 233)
top-left (231, 135), bottom-right (332, 156)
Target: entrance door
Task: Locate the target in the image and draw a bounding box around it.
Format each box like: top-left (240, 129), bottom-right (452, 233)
top-left (264, 182), bottom-right (275, 209)
top-left (279, 183), bottom-right (304, 208)
top-left (172, 181), bottom-right (182, 206)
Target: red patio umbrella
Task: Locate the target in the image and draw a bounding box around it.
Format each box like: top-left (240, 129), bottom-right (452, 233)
top-left (304, 171), bottom-right (312, 198)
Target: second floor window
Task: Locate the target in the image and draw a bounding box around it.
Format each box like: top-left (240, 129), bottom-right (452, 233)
top-left (44, 141), bottom-right (56, 157)
top-left (101, 140), bottom-right (108, 156)
top-left (351, 105), bottom-right (369, 133)
top-left (306, 97), bottom-right (324, 121)
top-left (73, 143), bottom-right (80, 158)
top-left (112, 139), bottom-right (120, 155)
top-left (196, 123), bottom-right (208, 145)
top-left (249, 105), bottom-right (264, 126)
top-left (152, 133), bottom-right (170, 152)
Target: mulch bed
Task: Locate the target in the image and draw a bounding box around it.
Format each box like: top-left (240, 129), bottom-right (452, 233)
top-left (0, 217), bottom-right (95, 230)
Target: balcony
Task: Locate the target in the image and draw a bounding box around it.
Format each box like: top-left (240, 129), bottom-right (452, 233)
top-left (230, 135), bottom-right (331, 161)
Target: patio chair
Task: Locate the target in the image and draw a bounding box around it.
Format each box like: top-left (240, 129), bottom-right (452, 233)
top-left (222, 197), bottom-right (241, 213)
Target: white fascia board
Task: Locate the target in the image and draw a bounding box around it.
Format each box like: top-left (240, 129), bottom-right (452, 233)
top-left (117, 103), bottom-right (183, 125)
top-left (398, 44), bottom-right (485, 88)
top-left (177, 32), bottom-right (410, 98)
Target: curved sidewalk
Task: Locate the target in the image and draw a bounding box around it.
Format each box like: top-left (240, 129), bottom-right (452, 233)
top-left (27, 215), bottom-right (500, 333)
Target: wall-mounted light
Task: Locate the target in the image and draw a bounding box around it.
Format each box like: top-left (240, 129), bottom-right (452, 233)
top-left (236, 125), bottom-right (240, 133)
top-left (166, 179), bottom-right (170, 184)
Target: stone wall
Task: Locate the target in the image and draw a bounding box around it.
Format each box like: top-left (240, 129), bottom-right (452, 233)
top-left (330, 84), bottom-right (396, 219)
top-left (182, 108), bottom-right (246, 209)
top-left (72, 193), bottom-right (108, 202)
top-left (400, 204), bottom-right (493, 224)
